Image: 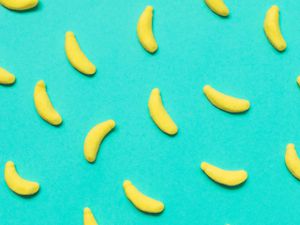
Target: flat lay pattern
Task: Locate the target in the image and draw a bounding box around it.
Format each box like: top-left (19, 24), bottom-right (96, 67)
top-left (0, 0), bottom-right (300, 224)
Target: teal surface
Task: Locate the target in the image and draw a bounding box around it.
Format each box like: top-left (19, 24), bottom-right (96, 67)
top-left (0, 0), bottom-right (299, 224)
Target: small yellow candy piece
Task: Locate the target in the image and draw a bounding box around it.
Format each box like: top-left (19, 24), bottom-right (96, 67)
top-left (203, 85), bottom-right (250, 113)
top-left (0, 0), bottom-right (38, 11)
top-left (84, 208), bottom-right (98, 225)
top-left (204, 0), bottom-right (229, 17)
top-left (65, 31), bottom-right (96, 75)
top-left (84, 120), bottom-right (116, 163)
top-left (148, 88), bottom-right (178, 135)
top-left (285, 144), bottom-right (300, 180)
top-left (264, 5), bottom-right (287, 52)
top-left (297, 76), bottom-right (300, 86)
top-left (4, 161), bottom-right (40, 196)
top-left (123, 180), bottom-right (164, 214)
top-left (137, 6), bottom-right (158, 53)
top-left (201, 162), bottom-right (248, 186)
top-left (0, 67), bottom-right (15, 85)
top-left (33, 80), bottom-right (62, 126)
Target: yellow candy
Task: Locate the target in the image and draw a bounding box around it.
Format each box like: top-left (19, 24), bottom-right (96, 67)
top-left (65, 31), bottom-right (96, 75)
top-left (297, 76), bottom-right (300, 86)
top-left (0, 67), bottom-right (15, 85)
top-left (4, 161), bottom-right (40, 196)
top-left (0, 0), bottom-right (38, 11)
top-left (84, 120), bottom-right (116, 163)
top-left (203, 85), bottom-right (250, 113)
top-left (137, 6), bottom-right (158, 53)
top-left (204, 0), bottom-right (229, 17)
top-left (123, 180), bottom-right (164, 214)
top-left (84, 208), bottom-right (98, 225)
top-left (201, 162), bottom-right (248, 186)
top-left (264, 5), bottom-right (286, 52)
top-left (34, 80), bottom-right (62, 126)
top-left (148, 88), bottom-right (178, 135)
top-left (285, 144), bottom-right (300, 180)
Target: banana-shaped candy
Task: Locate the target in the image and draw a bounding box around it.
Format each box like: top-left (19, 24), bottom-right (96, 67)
top-left (204, 0), bottom-right (229, 17)
top-left (285, 144), bottom-right (300, 180)
top-left (65, 31), bottom-right (96, 75)
top-left (123, 180), bottom-right (164, 214)
top-left (203, 85), bottom-right (250, 113)
top-left (0, 0), bottom-right (38, 11)
top-left (84, 208), bottom-right (98, 225)
top-left (264, 5), bottom-right (286, 52)
top-left (34, 80), bottom-right (62, 126)
top-left (201, 162), bottom-right (248, 186)
top-left (148, 88), bottom-right (178, 135)
top-left (137, 6), bottom-right (158, 53)
top-left (0, 68), bottom-right (15, 85)
top-left (5, 161), bottom-right (40, 196)
top-left (84, 120), bottom-right (116, 163)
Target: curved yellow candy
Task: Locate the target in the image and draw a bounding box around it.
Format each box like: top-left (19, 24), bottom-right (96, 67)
top-left (4, 161), bottom-right (40, 196)
top-left (203, 85), bottom-right (250, 113)
top-left (264, 5), bottom-right (287, 52)
top-left (205, 0), bottom-right (229, 17)
top-left (285, 144), bottom-right (300, 180)
top-left (201, 162), bottom-right (248, 186)
top-left (65, 31), bottom-right (96, 75)
top-left (0, 67), bottom-right (15, 85)
top-left (123, 180), bottom-right (164, 214)
top-left (84, 208), bottom-right (98, 225)
top-left (148, 88), bottom-right (178, 135)
top-left (84, 120), bottom-right (116, 163)
top-left (0, 0), bottom-right (38, 11)
top-left (297, 76), bottom-right (300, 86)
top-left (137, 6), bottom-right (158, 54)
top-left (34, 80), bottom-right (62, 126)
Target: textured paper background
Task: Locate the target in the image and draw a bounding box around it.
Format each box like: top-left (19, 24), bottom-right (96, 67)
top-left (0, 0), bottom-right (300, 224)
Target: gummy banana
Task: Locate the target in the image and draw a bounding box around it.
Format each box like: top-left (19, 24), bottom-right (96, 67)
top-left (4, 161), bottom-right (40, 196)
top-left (285, 144), bottom-right (300, 180)
top-left (65, 31), bottom-right (96, 75)
top-left (137, 6), bottom-right (158, 53)
top-left (34, 80), bottom-right (62, 126)
top-left (84, 208), bottom-right (98, 225)
top-left (205, 0), bottom-right (229, 17)
top-left (203, 85), bottom-right (250, 113)
top-left (84, 120), bottom-right (116, 163)
top-left (0, 0), bottom-right (38, 11)
top-left (148, 88), bottom-right (178, 135)
top-left (264, 5), bottom-right (286, 52)
top-left (0, 67), bottom-right (15, 85)
top-left (123, 180), bottom-right (164, 214)
top-left (201, 162), bottom-right (248, 186)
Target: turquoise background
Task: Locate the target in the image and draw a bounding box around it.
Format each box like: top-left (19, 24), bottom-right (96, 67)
top-left (0, 0), bottom-right (299, 224)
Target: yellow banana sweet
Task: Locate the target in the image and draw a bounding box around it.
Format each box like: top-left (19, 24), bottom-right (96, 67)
top-left (148, 88), bottom-right (178, 135)
top-left (123, 180), bottom-right (164, 214)
top-left (285, 144), bottom-right (300, 180)
top-left (84, 208), bottom-right (98, 225)
top-left (84, 120), bottom-right (116, 163)
top-left (137, 6), bottom-right (158, 53)
top-left (204, 0), bottom-right (229, 17)
top-left (297, 76), bottom-right (300, 86)
top-left (0, 67), bottom-right (15, 85)
top-left (0, 0), bottom-right (38, 11)
top-left (65, 31), bottom-right (96, 75)
top-left (264, 5), bottom-right (287, 52)
top-left (203, 85), bottom-right (250, 113)
top-left (34, 80), bottom-right (62, 126)
top-left (4, 161), bottom-right (40, 196)
top-left (201, 162), bottom-right (248, 186)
